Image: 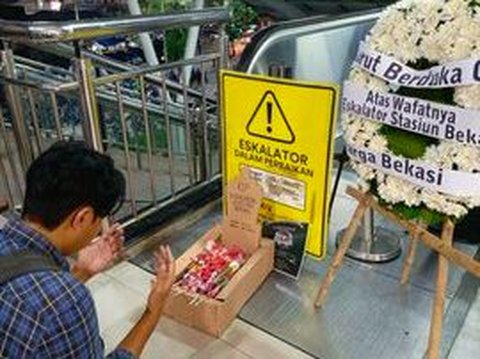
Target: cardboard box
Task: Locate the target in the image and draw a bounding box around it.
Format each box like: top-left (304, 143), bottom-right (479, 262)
top-left (164, 226), bottom-right (274, 336)
top-left (164, 169), bottom-right (274, 337)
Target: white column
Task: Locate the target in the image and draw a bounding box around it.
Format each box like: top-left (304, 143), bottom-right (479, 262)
top-left (126, 0), bottom-right (160, 66)
top-left (183, 0), bottom-right (205, 85)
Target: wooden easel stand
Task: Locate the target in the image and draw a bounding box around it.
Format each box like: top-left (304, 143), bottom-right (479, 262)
top-left (314, 186), bottom-right (480, 359)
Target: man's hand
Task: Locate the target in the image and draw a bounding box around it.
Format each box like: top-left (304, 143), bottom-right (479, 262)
top-left (147, 245), bottom-right (176, 316)
top-left (74, 223), bottom-right (125, 281)
top-left (0, 197), bottom-right (8, 213)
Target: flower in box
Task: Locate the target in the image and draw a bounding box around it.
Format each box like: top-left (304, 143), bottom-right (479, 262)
top-left (174, 238), bottom-right (247, 300)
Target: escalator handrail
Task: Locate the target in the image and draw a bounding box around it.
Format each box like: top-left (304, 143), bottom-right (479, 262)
top-left (236, 9), bottom-right (381, 73)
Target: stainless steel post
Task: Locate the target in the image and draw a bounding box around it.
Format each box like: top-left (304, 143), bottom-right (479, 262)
top-left (49, 92), bottom-right (63, 140)
top-left (182, 68), bottom-right (195, 185)
top-left (217, 20), bottom-right (229, 176)
top-left (26, 88), bottom-right (44, 154)
top-left (139, 76), bottom-right (157, 205)
top-left (74, 57), bottom-right (103, 151)
top-left (220, 2), bottom-right (230, 70)
top-left (200, 61), bottom-right (210, 180)
top-left (0, 109), bottom-right (24, 201)
top-left (336, 208), bottom-right (402, 263)
top-left (161, 73), bottom-right (176, 196)
top-left (0, 153), bottom-right (14, 206)
top-left (116, 81), bottom-right (138, 217)
top-left (1, 49), bottom-right (34, 172)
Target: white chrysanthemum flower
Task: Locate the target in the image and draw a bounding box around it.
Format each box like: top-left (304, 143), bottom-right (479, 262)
top-left (455, 85), bottom-right (480, 110)
top-left (362, 120), bottom-right (382, 135)
top-left (453, 147), bottom-right (480, 171)
top-left (416, 0), bottom-right (443, 20)
top-left (461, 195), bottom-right (480, 208)
top-left (342, 0), bottom-right (480, 220)
top-left (351, 162), bottom-right (376, 181)
top-left (422, 190), bottom-right (469, 217)
top-left (367, 135), bottom-right (388, 152)
top-left (420, 36), bottom-right (445, 62)
top-left (441, 0), bottom-right (472, 19)
top-left (377, 176), bottom-right (421, 206)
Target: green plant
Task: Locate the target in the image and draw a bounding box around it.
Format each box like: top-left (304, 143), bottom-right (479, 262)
top-left (139, 0), bottom-right (192, 62)
top-left (225, 0), bottom-right (258, 41)
top-left (165, 28), bottom-right (188, 62)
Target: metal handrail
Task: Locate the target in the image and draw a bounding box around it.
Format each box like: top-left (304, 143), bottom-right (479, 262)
top-left (4, 59), bottom-right (218, 128)
top-left (3, 53), bottom-right (220, 93)
top-left (0, 7), bottom-right (229, 43)
top-left (24, 43), bottom-right (218, 105)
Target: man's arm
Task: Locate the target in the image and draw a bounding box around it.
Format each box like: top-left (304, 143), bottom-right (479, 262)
top-left (117, 246), bottom-right (176, 357)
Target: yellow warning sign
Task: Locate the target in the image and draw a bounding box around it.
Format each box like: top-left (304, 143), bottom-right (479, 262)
top-left (221, 70), bottom-right (339, 258)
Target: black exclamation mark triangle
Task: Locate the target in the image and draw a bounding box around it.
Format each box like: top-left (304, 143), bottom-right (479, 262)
top-left (246, 90), bottom-right (295, 144)
top-left (266, 102), bottom-right (272, 134)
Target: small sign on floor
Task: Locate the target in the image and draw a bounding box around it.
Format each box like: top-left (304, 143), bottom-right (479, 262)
top-left (262, 221), bottom-right (308, 279)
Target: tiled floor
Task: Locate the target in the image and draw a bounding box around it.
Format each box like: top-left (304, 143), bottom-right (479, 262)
top-left (86, 261), bottom-right (314, 359)
top-left (448, 289), bottom-right (480, 359)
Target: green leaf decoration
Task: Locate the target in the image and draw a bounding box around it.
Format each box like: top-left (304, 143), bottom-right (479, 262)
top-left (379, 126), bottom-right (438, 159)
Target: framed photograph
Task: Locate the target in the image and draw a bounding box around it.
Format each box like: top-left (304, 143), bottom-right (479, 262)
top-left (262, 221), bottom-right (308, 279)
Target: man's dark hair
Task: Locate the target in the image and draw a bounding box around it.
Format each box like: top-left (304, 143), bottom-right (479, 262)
top-left (22, 141), bottom-right (125, 229)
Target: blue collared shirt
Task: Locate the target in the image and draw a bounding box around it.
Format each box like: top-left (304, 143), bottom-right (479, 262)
top-left (0, 216), bottom-right (134, 359)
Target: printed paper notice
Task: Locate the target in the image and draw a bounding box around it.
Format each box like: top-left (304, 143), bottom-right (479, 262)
top-left (246, 166), bottom-right (306, 210)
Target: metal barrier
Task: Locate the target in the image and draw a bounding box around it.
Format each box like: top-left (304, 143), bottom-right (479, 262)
top-left (0, 7), bottom-right (229, 227)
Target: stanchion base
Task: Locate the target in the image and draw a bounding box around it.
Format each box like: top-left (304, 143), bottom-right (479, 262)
top-left (336, 227), bottom-right (402, 263)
